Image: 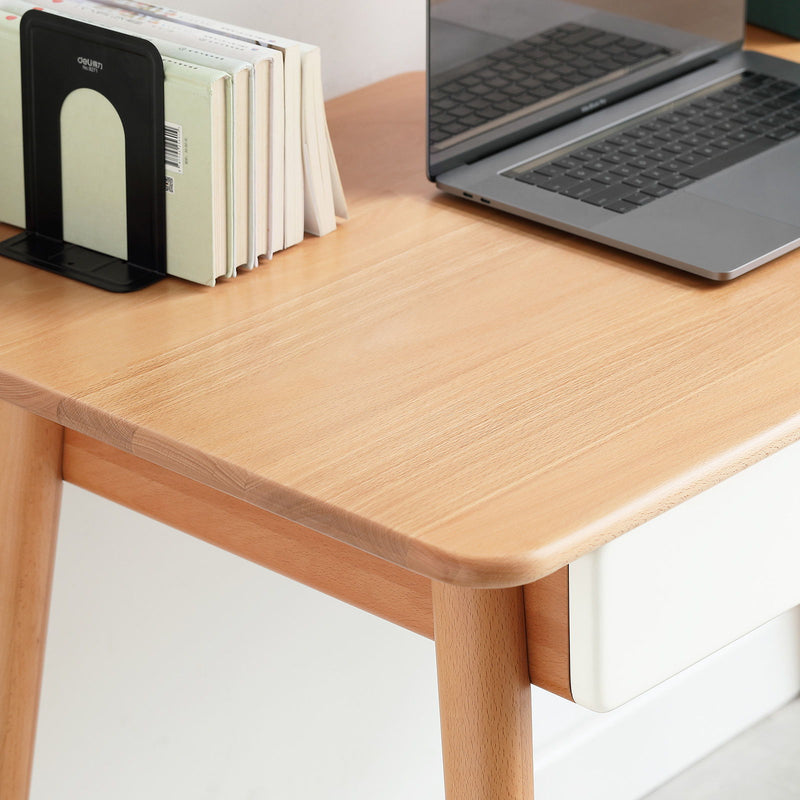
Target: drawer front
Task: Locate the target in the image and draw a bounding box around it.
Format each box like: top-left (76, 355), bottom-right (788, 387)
top-left (568, 438), bottom-right (800, 712)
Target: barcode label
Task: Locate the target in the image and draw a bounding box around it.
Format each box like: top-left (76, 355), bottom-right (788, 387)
top-left (165, 122), bottom-right (183, 174)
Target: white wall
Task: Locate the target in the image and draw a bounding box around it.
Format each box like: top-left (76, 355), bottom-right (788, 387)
top-left (30, 485), bottom-right (800, 800)
top-left (166, 0), bottom-right (427, 99)
top-left (26, 1), bottom-right (800, 797)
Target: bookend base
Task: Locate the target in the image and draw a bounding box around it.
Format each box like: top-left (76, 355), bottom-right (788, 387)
top-left (0, 231), bottom-right (166, 293)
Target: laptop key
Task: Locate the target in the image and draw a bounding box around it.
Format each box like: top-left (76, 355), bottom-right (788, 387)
top-left (565, 168), bottom-right (594, 180)
top-left (553, 157), bottom-right (585, 170)
top-left (515, 170), bottom-right (556, 186)
top-left (532, 165), bottom-right (562, 177)
top-left (591, 173), bottom-right (618, 185)
top-left (662, 142), bottom-right (692, 154)
top-left (659, 175), bottom-right (694, 189)
top-left (694, 145), bottom-right (724, 158)
top-left (767, 127), bottom-right (798, 141)
top-left (583, 184), bottom-right (633, 206)
top-left (562, 180), bottom-right (605, 199)
top-left (622, 176), bottom-right (651, 188)
top-left (728, 129), bottom-right (759, 143)
top-left (475, 107), bottom-right (504, 120)
top-left (623, 192), bottom-right (656, 206)
top-left (681, 136), bottom-right (775, 180)
top-left (641, 184), bottom-right (672, 198)
top-left (604, 199), bottom-right (637, 213)
top-left (619, 145), bottom-right (647, 157)
top-left (611, 166), bottom-right (636, 178)
top-left (536, 175), bottom-right (583, 193)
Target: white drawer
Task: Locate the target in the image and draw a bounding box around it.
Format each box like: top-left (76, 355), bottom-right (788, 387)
top-left (569, 437), bottom-right (800, 712)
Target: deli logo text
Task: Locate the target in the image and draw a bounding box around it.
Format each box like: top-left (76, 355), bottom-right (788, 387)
top-left (77, 56), bottom-right (103, 73)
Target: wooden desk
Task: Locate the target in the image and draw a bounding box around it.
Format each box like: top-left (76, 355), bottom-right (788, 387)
top-left (3, 27), bottom-right (800, 800)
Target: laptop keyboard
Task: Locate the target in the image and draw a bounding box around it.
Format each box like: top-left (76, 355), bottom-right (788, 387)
top-left (429, 22), bottom-right (672, 147)
top-left (507, 72), bottom-right (800, 213)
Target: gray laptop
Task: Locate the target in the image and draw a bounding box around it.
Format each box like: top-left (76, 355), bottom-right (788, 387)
top-left (428, 0), bottom-right (800, 280)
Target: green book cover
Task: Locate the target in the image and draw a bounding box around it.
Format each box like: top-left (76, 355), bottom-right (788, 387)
top-left (747, 0), bottom-right (800, 39)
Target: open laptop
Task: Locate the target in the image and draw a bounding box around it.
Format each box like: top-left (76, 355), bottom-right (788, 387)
top-left (428, 0), bottom-right (800, 280)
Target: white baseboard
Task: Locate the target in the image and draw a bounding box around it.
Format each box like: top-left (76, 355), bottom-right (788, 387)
top-left (534, 607), bottom-right (800, 800)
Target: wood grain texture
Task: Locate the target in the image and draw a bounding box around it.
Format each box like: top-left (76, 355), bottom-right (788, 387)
top-left (63, 431), bottom-right (575, 700)
top-left (63, 429), bottom-right (434, 637)
top-left (1, 31), bottom-right (799, 587)
top-left (0, 401), bottom-right (63, 800)
top-left (433, 582), bottom-right (533, 799)
top-left (524, 568), bottom-right (572, 701)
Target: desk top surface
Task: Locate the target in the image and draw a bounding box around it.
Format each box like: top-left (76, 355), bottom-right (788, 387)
top-left (2, 29), bottom-right (799, 588)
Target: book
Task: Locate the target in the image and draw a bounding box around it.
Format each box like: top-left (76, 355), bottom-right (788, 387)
top-left (0, 6), bottom-right (230, 284)
top-left (0, 13), bottom-right (24, 229)
top-left (89, 0), bottom-right (348, 240)
top-left (159, 56), bottom-right (229, 284)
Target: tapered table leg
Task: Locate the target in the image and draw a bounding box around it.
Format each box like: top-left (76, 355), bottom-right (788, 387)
top-left (433, 581), bottom-right (534, 800)
top-left (0, 401), bottom-right (64, 800)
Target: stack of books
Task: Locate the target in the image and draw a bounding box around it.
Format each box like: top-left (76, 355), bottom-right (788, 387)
top-left (0, 0), bottom-right (347, 285)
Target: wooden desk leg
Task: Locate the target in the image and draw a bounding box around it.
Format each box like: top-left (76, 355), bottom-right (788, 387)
top-left (433, 582), bottom-right (534, 800)
top-left (0, 402), bottom-right (64, 800)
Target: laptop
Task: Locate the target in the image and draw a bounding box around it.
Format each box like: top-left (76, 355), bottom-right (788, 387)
top-left (428, 0), bottom-right (800, 280)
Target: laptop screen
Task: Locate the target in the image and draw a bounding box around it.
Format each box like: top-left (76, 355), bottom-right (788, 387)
top-left (428, 0), bottom-right (745, 177)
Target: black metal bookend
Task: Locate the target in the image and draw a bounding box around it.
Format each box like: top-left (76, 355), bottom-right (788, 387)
top-left (0, 11), bottom-right (167, 292)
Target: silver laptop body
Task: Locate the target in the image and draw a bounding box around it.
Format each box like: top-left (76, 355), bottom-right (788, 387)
top-left (429, 0), bottom-right (800, 280)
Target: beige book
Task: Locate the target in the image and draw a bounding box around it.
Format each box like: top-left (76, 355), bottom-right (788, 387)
top-left (0, 12), bottom-right (24, 229)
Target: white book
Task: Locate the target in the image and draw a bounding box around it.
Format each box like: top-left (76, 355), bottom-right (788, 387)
top-left (0, 6), bottom-right (229, 285)
top-left (91, 0), bottom-right (348, 242)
